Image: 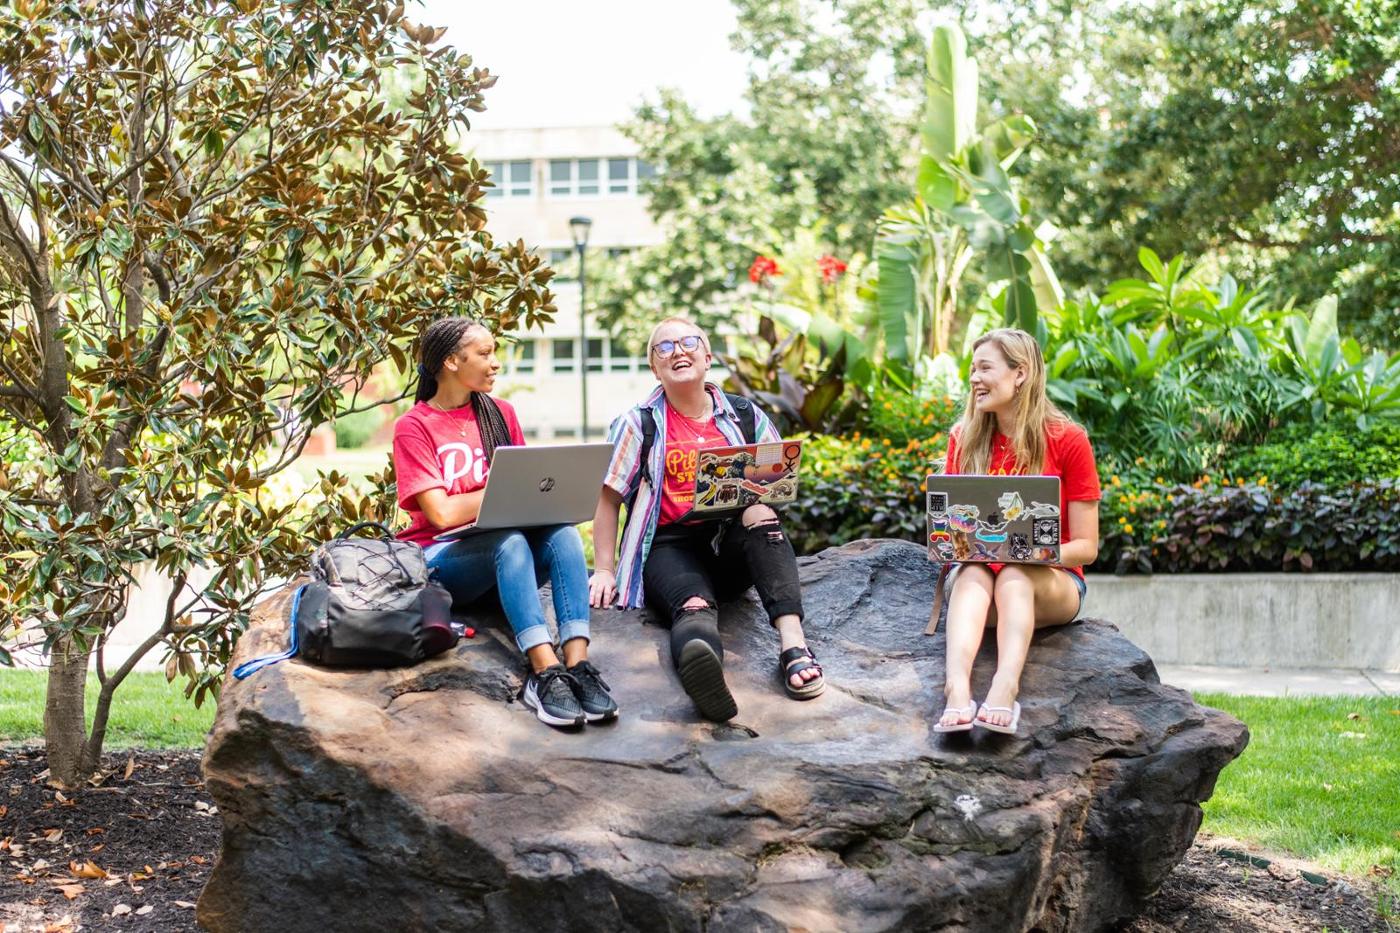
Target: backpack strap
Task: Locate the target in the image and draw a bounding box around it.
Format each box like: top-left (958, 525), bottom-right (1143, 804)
top-left (232, 584), bottom-right (308, 680)
top-left (636, 406), bottom-right (659, 490)
top-left (725, 393), bottom-right (758, 444)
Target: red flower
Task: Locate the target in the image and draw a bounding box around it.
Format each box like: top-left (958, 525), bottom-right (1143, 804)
top-left (748, 255), bottom-right (780, 284)
top-left (817, 254), bottom-right (848, 284)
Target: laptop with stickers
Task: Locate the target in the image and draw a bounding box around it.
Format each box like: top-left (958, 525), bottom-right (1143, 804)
top-left (433, 443), bottom-right (614, 542)
top-left (924, 475), bottom-right (1062, 564)
top-left (677, 439), bottom-right (804, 522)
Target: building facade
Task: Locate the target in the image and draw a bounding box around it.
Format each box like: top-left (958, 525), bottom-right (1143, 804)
top-left (471, 126), bottom-right (697, 440)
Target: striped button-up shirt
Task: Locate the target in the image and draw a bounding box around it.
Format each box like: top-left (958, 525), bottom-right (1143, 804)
top-left (602, 383), bottom-right (780, 609)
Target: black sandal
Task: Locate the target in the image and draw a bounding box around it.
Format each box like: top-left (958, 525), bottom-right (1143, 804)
top-left (779, 646), bottom-right (825, 700)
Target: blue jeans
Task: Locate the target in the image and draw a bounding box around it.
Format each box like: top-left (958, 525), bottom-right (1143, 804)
top-left (424, 525), bottom-right (591, 655)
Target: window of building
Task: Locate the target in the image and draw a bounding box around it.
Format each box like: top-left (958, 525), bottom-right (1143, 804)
top-left (547, 247), bottom-right (576, 280)
top-left (607, 158), bottom-right (630, 194)
top-left (548, 159), bottom-right (572, 196)
top-left (577, 159), bottom-right (600, 196)
top-left (546, 157), bottom-right (657, 198)
top-left (552, 338), bottom-right (577, 373)
top-left (554, 426), bottom-right (578, 439)
top-left (508, 340), bottom-right (535, 374)
top-left (609, 339), bottom-right (637, 373)
top-left (482, 159), bottom-right (533, 198)
top-left (586, 337), bottom-right (606, 373)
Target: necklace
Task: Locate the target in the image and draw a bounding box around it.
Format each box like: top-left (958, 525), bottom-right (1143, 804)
top-left (667, 394), bottom-right (712, 422)
top-left (429, 398), bottom-right (471, 438)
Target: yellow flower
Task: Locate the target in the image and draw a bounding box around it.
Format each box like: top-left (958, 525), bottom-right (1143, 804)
top-left (1124, 523), bottom-right (1134, 534)
top-left (1118, 516), bottom-right (1127, 524)
top-left (1111, 475), bottom-right (1121, 486)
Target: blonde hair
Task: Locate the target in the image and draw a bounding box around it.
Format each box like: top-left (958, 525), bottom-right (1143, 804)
top-left (951, 328), bottom-right (1068, 475)
top-left (646, 316), bottom-right (709, 354)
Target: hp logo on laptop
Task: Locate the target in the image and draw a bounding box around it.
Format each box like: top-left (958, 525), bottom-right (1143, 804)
top-left (539, 477), bottom-right (555, 492)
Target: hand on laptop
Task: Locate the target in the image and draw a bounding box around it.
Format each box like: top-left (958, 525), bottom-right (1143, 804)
top-left (588, 568), bottom-right (617, 609)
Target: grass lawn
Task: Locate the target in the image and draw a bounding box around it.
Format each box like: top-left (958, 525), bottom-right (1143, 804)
top-left (0, 671), bottom-right (215, 748)
top-left (1198, 692), bottom-right (1400, 903)
top-left (292, 445), bottom-right (393, 486)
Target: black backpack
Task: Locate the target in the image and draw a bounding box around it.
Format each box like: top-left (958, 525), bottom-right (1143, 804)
top-left (234, 522), bottom-right (455, 678)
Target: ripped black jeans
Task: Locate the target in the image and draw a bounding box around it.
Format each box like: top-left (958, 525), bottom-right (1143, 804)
top-left (642, 517), bottom-right (804, 667)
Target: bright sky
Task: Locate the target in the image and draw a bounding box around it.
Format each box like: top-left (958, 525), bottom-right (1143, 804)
top-left (417, 0), bottom-right (751, 128)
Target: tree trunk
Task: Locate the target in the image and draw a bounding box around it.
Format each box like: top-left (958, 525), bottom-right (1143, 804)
top-left (44, 634), bottom-right (93, 789)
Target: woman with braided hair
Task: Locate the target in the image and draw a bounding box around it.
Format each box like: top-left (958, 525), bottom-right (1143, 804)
top-left (392, 317), bottom-right (617, 729)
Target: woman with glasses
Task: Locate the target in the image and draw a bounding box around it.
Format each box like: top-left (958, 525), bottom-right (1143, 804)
top-left (588, 318), bottom-right (825, 722)
top-left (392, 317), bottom-right (618, 730)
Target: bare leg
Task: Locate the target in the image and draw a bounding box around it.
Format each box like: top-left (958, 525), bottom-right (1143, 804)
top-left (561, 637), bottom-right (588, 668)
top-left (978, 565), bottom-right (1081, 727)
top-left (525, 643), bottom-right (561, 674)
top-left (937, 565), bottom-right (995, 728)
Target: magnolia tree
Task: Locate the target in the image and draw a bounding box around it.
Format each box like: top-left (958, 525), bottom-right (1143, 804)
top-left (0, 0), bottom-right (555, 788)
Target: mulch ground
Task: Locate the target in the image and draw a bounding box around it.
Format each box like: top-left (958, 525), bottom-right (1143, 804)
top-left (0, 747), bottom-right (1393, 932)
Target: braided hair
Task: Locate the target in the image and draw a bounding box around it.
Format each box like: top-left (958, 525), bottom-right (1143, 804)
top-left (414, 317), bottom-right (514, 465)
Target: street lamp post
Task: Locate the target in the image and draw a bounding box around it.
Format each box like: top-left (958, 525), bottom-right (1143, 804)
top-left (569, 216), bottom-right (593, 439)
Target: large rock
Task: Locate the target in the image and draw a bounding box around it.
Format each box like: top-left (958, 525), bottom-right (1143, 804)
top-left (199, 539), bottom-right (1247, 932)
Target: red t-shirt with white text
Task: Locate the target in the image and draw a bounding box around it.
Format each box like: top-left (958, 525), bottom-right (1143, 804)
top-left (944, 420), bottom-right (1101, 578)
top-left (658, 404), bottom-right (729, 526)
top-left (392, 398), bottom-right (525, 547)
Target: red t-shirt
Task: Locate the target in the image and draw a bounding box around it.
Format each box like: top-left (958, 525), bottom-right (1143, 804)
top-left (392, 398), bottom-right (525, 547)
top-left (944, 419), bottom-right (1101, 578)
top-left (658, 402), bottom-right (729, 526)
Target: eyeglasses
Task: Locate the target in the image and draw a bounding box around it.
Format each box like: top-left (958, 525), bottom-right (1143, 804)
top-left (650, 335), bottom-right (704, 358)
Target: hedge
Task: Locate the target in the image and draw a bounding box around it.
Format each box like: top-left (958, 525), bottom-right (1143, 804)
top-left (786, 435), bottom-right (1400, 574)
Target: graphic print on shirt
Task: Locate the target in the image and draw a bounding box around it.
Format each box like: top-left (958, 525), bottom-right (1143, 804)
top-left (664, 444), bottom-right (701, 508)
top-left (438, 442), bottom-right (487, 491)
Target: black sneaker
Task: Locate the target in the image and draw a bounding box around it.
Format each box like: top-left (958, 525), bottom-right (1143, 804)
top-left (677, 639), bottom-right (738, 722)
top-left (519, 665), bottom-right (585, 728)
top-left (567, 660), bottom-right (620, 723)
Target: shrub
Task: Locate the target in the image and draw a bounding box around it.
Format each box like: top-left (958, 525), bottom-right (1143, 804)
top-left (333, 406), bottom-right (387, 449)
top-left (1100, 477), bottom-right (1400, 573)
top-left (856, 387), bottom-right (962, 446)
top-left (787, 432), bottom-right (943, 552)
top-left (1220, 422), bottom-right (1400, 487)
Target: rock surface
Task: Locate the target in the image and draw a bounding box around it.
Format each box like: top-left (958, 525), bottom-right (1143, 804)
top-left (199, 539), bottom-right (1248, 932)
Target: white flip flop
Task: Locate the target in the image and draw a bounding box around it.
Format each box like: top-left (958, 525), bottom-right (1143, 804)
top-left (933, 702), bottom-right (979, 733)
top-left (975, 701), bottom-right (1022, 735)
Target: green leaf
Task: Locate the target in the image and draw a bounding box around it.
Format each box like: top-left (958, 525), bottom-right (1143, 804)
top-left (1138, 247), bottom-right (1166, 283)
top-left (875, 238), bottom-right (918, 362)
top-left (1001, 278), bottom-right (1037, 332)
top-left (63, 395), bottom-right (87, 415)
top-left (916, 156), bottom-right (956, 212)
top-left (922, 24), bottom-right (978, 163)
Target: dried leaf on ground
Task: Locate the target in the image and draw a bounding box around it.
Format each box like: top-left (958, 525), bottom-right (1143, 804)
top-left (69, 860), bottom-right (108, 879)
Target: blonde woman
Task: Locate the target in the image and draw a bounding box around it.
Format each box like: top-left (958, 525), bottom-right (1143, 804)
top-left (589, 318), bottom-right (824, 722)
top-left (933, 328), bottom-right (1101, 735)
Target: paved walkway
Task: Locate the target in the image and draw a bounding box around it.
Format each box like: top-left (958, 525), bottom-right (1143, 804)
top-left (1157, 664), bottom-right (1398, 697)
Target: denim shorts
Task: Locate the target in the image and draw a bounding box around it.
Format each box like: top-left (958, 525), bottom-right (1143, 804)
top-left (944, 563), bottom-right (1087, 622)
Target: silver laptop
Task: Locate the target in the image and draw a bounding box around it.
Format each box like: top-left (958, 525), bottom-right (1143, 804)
top-left (924, 475), bottom-right (1061, 564)
top-left (433, 443), bottom-right (613, 542)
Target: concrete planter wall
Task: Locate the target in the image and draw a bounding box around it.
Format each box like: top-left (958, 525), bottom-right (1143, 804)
top-left (1083, 572), bottom-right (1400, 672)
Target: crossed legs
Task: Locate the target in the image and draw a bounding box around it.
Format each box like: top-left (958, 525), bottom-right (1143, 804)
top-left (937, 563), bottom-right (1081, 729)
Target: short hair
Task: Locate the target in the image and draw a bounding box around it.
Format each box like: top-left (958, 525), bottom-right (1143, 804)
top-left (646, 317), bottom-right (708, 354)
